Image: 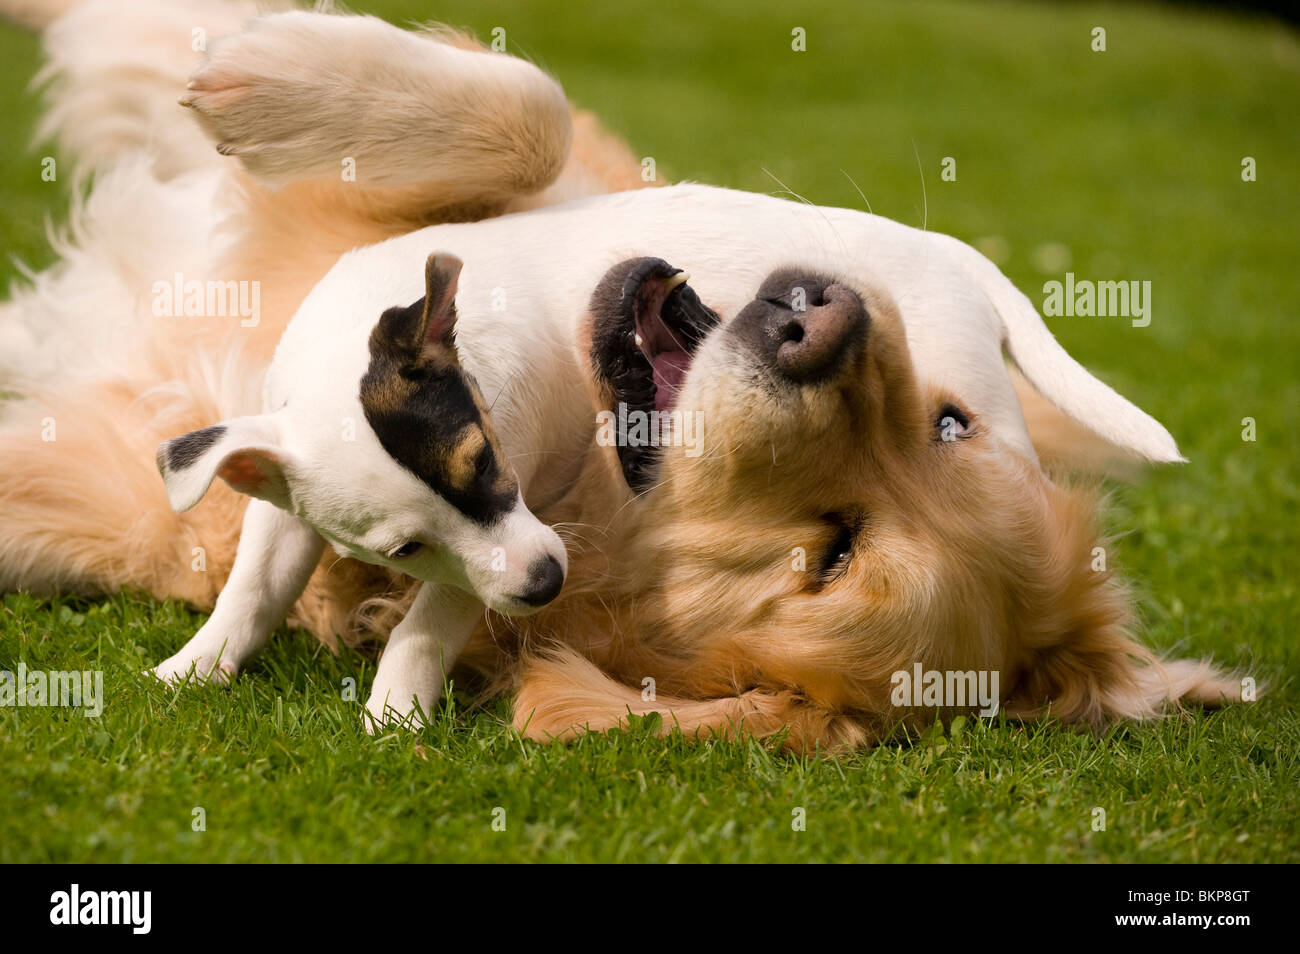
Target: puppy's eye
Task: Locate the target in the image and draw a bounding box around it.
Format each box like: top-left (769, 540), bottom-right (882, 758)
top-left (935, 403), bottom-right (972, 442)
top-left (389, 542), bottom-right (422, 559)
top-left (818, 519), bottom-right (857, 585)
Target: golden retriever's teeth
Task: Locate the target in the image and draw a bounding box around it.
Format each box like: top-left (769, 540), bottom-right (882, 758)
top-left (664, 271), bottom-right (690, 290)
top-left (634, 332), bottom-right (644, 347)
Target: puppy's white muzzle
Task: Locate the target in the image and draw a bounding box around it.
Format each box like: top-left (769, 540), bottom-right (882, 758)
top-left (459, 503), bottom-right (568, 616)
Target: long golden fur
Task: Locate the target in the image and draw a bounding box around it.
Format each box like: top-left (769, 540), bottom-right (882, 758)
top-left (467, 288), bottom-right (1239, 753)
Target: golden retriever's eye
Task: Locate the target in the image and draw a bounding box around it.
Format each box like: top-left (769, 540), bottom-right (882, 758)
top-left (935, 403), bottom-right (972, 442)
top-left (818, 519), bottom-right (857, 585)
top-left (389, 541), bottom-right (422, 559)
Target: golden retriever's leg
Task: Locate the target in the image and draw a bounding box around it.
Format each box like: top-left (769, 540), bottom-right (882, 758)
top-left (186, 9), bottom-right (583, 356)
top-left (512, 647), bottom-right (876, 753)
top-left (0, 382), bottom-right (234, 608)
top-left (181, 10), bottom-right (571, 221)
top-left (505, 110), bottom-right (658, 212)
top-left (0, 374), bottom-right (396, 647)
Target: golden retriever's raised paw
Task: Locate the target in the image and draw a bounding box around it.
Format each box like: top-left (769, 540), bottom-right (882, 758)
top-left (179, 9), bottom-right (570, 197)
top-left (179, 11), bottom-right (370, 181)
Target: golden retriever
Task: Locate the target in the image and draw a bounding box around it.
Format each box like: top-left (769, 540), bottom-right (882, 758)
top-left (0, 0), bottom-right (1241, 753)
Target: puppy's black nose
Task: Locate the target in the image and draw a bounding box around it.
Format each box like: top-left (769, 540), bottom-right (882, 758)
top-left (731, 272), bottom-right (868, 384)
top-left (518, 555), bottom-right (565, 607)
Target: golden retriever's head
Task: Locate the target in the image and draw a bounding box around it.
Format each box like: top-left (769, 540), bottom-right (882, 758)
top-left (511, 259), bottom-right (1235, 752)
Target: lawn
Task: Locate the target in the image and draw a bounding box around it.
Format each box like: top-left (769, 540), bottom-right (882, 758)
top-left (1, 0), bottom-right (1296, 863)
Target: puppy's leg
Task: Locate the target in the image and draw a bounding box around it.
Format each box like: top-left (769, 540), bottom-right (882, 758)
top-left (153, 499), bottom-right (322, 684)
top-left (363, 583), bottom-right (481, 732)
top-left (182, 11), bottom-right (570, 207)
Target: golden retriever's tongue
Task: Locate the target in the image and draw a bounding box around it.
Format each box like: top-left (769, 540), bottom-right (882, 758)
top-left (635, 270), bottom-right (693, 412)
top-left (650, 352), bottom-right (690, 412)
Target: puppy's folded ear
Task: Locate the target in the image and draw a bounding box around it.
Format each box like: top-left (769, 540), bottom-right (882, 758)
top-left (155, 415), bottom-right (295, 512)
top-left (368, 252), bottom-right (464, 370)
top-left (418, 252), bottom-right (462, 357)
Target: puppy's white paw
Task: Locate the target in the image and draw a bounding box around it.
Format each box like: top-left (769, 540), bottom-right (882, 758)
top-left (151, 650), bottom-right (238, 687)
top-left (362, 683), bottom-right (440, 735)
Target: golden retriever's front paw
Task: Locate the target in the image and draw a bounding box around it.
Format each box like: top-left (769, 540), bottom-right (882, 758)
top-left (179, 11), bottom-right (361, 182)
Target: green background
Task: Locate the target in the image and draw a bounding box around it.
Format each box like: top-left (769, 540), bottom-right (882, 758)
top-left (0, 0), bottom-right (1296, 862)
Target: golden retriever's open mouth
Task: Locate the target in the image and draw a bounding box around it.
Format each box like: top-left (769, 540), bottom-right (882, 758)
top-left (589, 257), bottom-right (721, 488)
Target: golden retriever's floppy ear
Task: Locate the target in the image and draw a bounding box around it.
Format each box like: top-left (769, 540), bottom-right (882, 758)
top-left (1009, 367), bottom-right (1146, 478)
top-left (1003, 622), bottom-right (1242, 727)
top-left (1000, 494), bottom-right (1241, 725)
top-left (958, 246), bottom-right (1184, 464)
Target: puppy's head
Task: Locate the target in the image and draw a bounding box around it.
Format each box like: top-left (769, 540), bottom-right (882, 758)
top-left (157, 253), bottom-right (566, 616)
top-left (578, 259), bottom-right (1225, 747)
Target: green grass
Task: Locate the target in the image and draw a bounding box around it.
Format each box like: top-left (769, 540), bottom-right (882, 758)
top-left (1, 0), bottom-right (1297, 863)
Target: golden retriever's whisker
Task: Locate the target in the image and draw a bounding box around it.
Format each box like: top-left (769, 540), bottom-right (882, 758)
top-left (550, 521), bottom-right (609, 543)
top-left (911, 138), bottom-right (928, 231)
top-left (761, 167), bottom-right (849, 258)
top-left (839, 168), bottom-right (873, 215)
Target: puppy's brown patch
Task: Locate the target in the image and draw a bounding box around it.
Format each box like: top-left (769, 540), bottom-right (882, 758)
top-left (360, 254), bottom-right (518, 524)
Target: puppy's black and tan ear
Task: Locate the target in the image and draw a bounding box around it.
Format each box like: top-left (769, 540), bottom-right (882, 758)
top-left (156, 415), bottom-right (296, 512)
top-left (368, 252), bottom-right (463, 370)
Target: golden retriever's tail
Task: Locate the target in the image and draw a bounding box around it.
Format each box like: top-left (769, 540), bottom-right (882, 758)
top-left (512, 646), bottom-right (876, 752)
top-left (19, 0), bottom-right (270, 181)
top-left (0, 0), bottom-right (267, 603)
top-left (0, 0), bottom-right (78, 30)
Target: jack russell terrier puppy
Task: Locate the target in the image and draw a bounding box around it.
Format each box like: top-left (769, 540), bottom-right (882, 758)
top-left (152, 251), bottom-right (567, 728)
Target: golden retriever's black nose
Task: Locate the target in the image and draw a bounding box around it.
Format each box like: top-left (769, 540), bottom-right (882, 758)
top-left (518, 554), bottom-right (565, 607)
top-left (731, 270), bottom-right (868, 384)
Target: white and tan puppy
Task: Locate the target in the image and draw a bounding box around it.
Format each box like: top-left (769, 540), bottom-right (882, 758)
top-left (152, 252), bottom-right (567, 727)
top-left (0, 0), bottom-right (587, 728)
